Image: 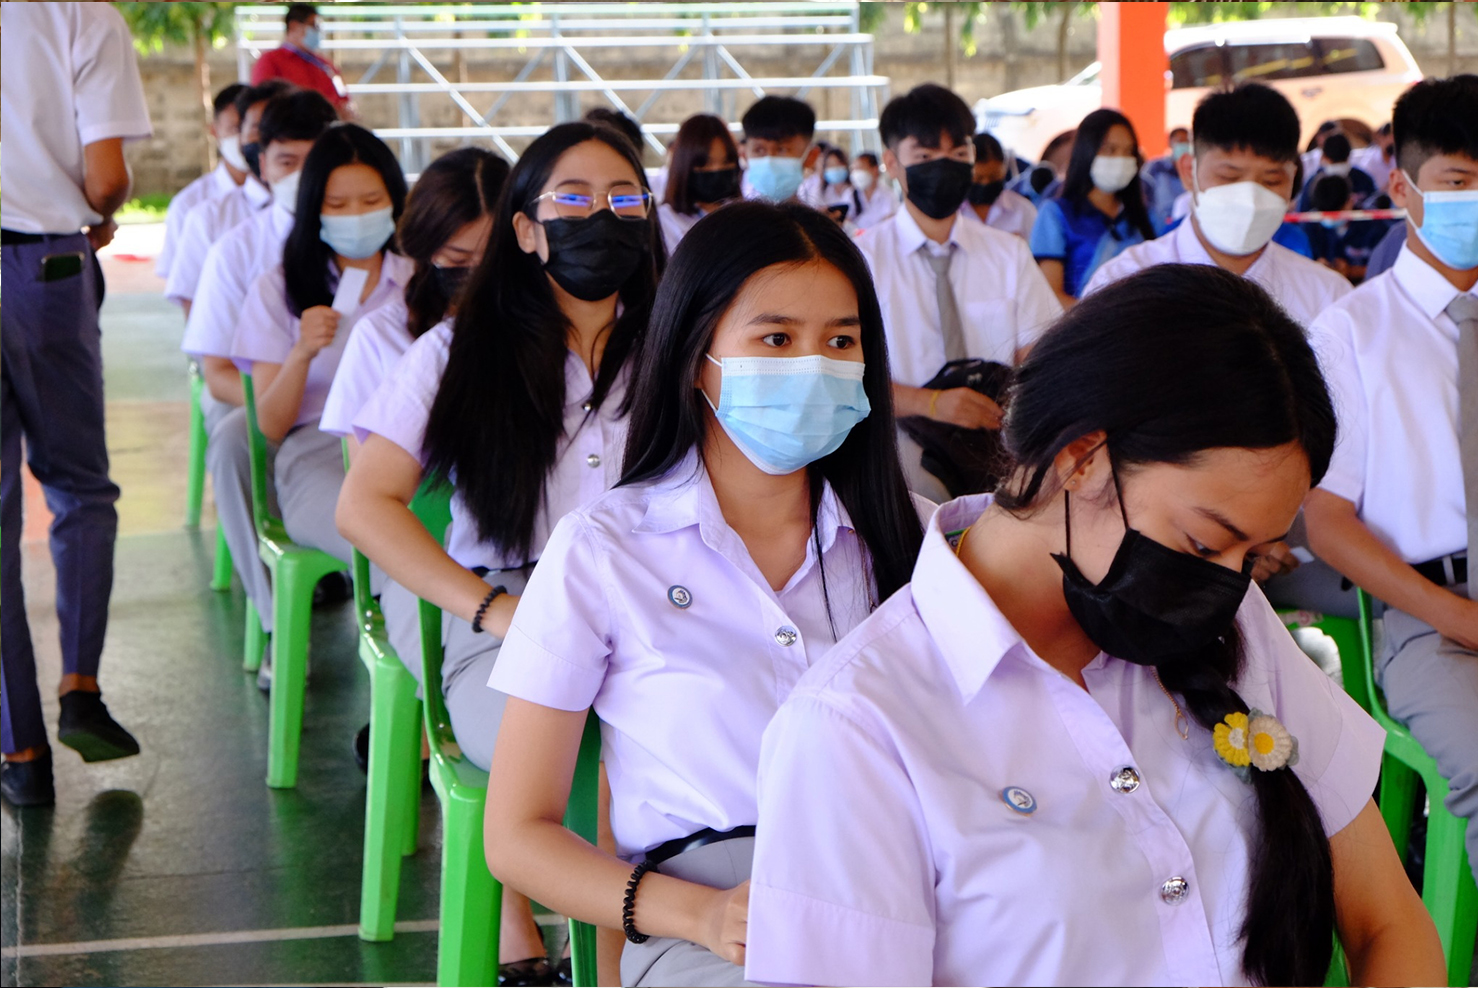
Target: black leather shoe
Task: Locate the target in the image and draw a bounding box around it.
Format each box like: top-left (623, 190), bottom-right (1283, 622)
top-left (58, 691), bottom-right (140, 762)
top-left (497, 957), bottom-right (556, 987)
top-left (313, 571), bottom-right (352, 608)
top-left (1, 751), bottom-right (55, 807)
top-left (553, 956), bottom-right (574, 987)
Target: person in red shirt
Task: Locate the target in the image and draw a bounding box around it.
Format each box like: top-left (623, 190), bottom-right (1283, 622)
top-left (250, 3), bottom-right (352, 117)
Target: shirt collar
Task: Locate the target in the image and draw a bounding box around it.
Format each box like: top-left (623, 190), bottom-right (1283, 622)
top-left (893, 201), bottom-right (960, 255)
top-left (910, 494), bottom-right (1031, 703)
top-left (632, 450), bottom-right (853, 558)
top-left (211, 161), bottom-right (238, 196)
top-left (379, 250), bottom-right (415, 289)
top-left (1392, 241), bottom-right (1468, 321)
top-left (243, 175), bottom-right (272, 210)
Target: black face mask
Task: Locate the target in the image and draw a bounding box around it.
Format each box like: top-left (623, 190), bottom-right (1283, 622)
top-left (904, 158), bottom-right (974, 220)
top-left (1052, 464), bottom-right (1252, 667)
top-left (432, 263), bottom-right (471, 302)
top-left (539, 209), bottom-right (651, 303)
top-left (687, 166), bottom-right (741, 205)
top-left (966, 179), bottom-right (1006, 207)
top-left (242, 141), bottom-right (263, 179)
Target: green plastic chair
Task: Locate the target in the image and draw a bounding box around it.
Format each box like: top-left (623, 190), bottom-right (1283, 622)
top-left (355, 454), bottom-right (455, 943)
top-left (240, 373), bottom-right (350, 789)
top-left (1278, 608), bottom-right (1370, 714)
top-left (187, 363), bottom-right (236, 592)
top-left (1349, 589), bottom-right (1477, 986)
top-left (417, 594), bottom-right (602, 987)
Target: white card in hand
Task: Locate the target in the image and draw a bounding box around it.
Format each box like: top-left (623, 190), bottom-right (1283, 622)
top-left (332, 266), bottom-right (369, 316)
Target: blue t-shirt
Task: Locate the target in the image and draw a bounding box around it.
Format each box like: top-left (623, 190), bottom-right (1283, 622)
top-left (1141, 157), bottom-right (1185, 235)
top-left (1029, 196), bottom-right (1146, 298)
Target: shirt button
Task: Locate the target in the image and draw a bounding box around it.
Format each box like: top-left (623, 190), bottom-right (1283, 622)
top-left (1110, 766), bottom-right (1141, 794)
top-left (774, 626), bottom-right (799, 646)
top-left (586, 454), bottom-right (601, 468)
top-left (1160, 877), bottom-right (1190, 905)
top-left (582, 401), bottom-right (592, 412)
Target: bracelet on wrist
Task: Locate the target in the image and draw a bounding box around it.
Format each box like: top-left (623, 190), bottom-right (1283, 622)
top-left (470, 585), bottom-right (507, 634)
top-left (927, 389), bottom-right (943, 420)
top-left (623, 859), bottom-right (658, 944)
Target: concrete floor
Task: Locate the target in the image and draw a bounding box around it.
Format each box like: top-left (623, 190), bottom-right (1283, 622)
top-left (1, 240), bottom-right (451, 987)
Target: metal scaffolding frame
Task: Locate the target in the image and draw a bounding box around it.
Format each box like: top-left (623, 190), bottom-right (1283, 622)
top-left (235, 3), bottom-right (888, 171)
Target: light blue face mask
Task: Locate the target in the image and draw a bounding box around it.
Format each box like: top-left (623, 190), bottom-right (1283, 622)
top-left (824, 166), bottom-right (850, 186)
top-left (1404, 171), bottom-right (1478, 270)
top-left (745, 155), bottom-right (805, 202)
top-left (320, 206), bottom-right (395, 260)
top-left (302, 26), bottom-right (322, 50)
top-left (704, 353), bottom-right (871, 475)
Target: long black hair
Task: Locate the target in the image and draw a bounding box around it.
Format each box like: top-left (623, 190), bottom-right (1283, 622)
top-left (620, 200), bottom-right (923, 606)
top-left (1059, 108), bottom-right (1155, 241)
top-left (282, 124), bottom-right (408, 317)
top-left (397, 147), bottom-right (510, 339)
top-left (996, 263), bottom-right (1337, 987)
top-left (423, 122), bottom-right (664, 564)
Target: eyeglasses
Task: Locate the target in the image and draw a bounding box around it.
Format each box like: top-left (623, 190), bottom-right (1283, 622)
top-left (528, 183), bottom-right (653, 220)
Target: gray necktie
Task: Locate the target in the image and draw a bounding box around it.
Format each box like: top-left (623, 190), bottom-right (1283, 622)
top-left (924, 246), bottom-right (967, 363)
top-left (1449, 293), bottom-right (1478, 600)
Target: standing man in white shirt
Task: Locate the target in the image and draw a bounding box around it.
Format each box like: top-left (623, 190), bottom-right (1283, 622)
top-left (1085, 83), bottom-right (1351, 328)
top-left (1, 1), bottom-right (153, 806)
top-left (959, 131), bottom-right (1037, 241)
top-left (857, 84), bottom-right (1062, 501)
top-left (156, 83), bottom-right (250, 282)
top-left (1304, 74), bottom-right (1478, 891)
top-left (164, 80), bottom-right (291, 315)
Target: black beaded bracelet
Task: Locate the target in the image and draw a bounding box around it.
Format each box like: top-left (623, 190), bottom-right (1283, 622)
top-left (622, 859), bottom-right (658, 944)
top-left (470, 585), bottom-right (506, 634)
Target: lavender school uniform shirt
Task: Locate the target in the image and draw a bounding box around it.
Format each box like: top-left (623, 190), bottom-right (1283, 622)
top-left (230, 251), bottom-right (415, 428)
top-left (746, 493), bottom-right (1384, 988)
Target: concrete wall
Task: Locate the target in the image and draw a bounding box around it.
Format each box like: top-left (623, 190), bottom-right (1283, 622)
top-left (126, 3), bottom-right (1478, 198)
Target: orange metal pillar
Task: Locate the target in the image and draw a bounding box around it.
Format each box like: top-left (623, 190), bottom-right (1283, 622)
top-left (1098, 1), bottom-right (1170, 157)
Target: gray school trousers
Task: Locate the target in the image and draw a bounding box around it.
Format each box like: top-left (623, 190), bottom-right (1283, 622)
top-left (1377, 584), bottom-right (1478, 886)
top-left (1, 233), bottom-right (118, 754)
top-left (621, 837), bottom-right (758, 988)
top-left (379, 567), bottom-right (530, 773)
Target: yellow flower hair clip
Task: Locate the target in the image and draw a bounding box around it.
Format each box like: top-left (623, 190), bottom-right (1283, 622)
top-left (1213, 709), bottom-right (1299, 782)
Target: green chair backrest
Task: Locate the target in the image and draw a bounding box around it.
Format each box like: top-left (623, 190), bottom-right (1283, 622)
top-left (239, 373), bottom-right (272, 533)
top-left (1348, 590), bottom-right (1394, 731)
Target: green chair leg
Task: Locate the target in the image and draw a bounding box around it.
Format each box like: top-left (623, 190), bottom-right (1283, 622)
top-left (1422, 801), bottom-right (1477, 987)
top-left (265, 557), bottom-right (316, 790)
top-left (1378, 759), bottom-right (1420, 865)
top-left (186, 364), bottom-right (207, 529)
top-left (211, 526), bottom-right (233, 592)
top-left (243, 600), bottom-right (267, 672)
top-left (359, 656), bottom-right (424, 941)
top-left (565, 713), bottom-right (603, 987)
top-left (437, 786), bottom-right (501, 987)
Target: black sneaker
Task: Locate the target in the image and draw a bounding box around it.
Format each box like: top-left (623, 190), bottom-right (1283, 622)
top-left (0, 751), bottom-right (55, 807)
top-left (313, 571), bottom-right (352, 608)
top-left (57, 691), bottom-right (140, 762)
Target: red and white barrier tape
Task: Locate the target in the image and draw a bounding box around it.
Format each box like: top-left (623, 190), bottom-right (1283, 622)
top-left (1284, 208), bottom-right (1407, 223)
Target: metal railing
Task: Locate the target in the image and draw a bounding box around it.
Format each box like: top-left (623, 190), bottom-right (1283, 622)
top-left (235, 3), bottom-right (887, 171)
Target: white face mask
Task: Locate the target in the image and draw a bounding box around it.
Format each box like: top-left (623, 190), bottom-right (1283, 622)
top-left (850, 168), bottom-right (874, 191)
top-left (1191, 164), bottom-right (1289, 257)
top-left (1089, 154), bottom-right (1138, 194)
top-left (219, 134), bottom-right (249, 173)
top-left (1323, 162), bottom-right (1352, 178)
top-left (270, 168), bottom-right (302, 216)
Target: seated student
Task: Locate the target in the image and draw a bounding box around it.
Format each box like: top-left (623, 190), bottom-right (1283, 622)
top-left (231, 124), bottom-right (410, 573)
top-left (656, 113), bottom-right (741, 255)
top-left (1029, 109), bottom-right (1155, 307)
top-left (1298, 132), bottom-right (1377, 211)
top-left (1008, 128), bottom-right (1074, 206)
top-left (157, 83), bottom-right (249, 282)
top-left (1084, 84), bottom-right (1351, 329)
top-left (1352, 121), bottom-right (1396, 192)
top-left (816, 145), bottom-right (857, 225)
top-left (481, 200), bottom-right (927, 988)
top-left (745, 264), bottom-right (1444, 988)
top-left (1300, 119), bottom-right (1342, 187)
top-left (320, 146), bottom-right (508, 454)
top-left (1304, 73), bottom-right (1478, 897)
top-left (180, 89), bottom-right (338, 648)
top-left (1142, 125), bottom-right (1192, 234)
top-left (337, 121), bottom-right (663, 984)
top-left (847, 151), bottom-right (898, 231)
top-left (959, 131), bottom-right (1037, 240)
top-left (857, 84), bottom-right (1061, 502)
top-left (1304, 173), bottom-right (1385, 283)
top-left (739, 95), bottom-right (815, 204)
top-left (165, 80), bottom-right (292, 316)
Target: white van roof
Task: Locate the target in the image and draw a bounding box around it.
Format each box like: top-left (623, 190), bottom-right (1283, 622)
top-left (1164, 16), bottom-right (1400, 52)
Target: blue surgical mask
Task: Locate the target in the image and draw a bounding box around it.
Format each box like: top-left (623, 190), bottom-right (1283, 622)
top-left (746, 155), bottom-right (805, 202)
top-left (1404, 171), bottom-right (1478, 271)
top-left (1170, 141), bottom-right (1193, 161)
top-left (824, 166), bottom-right (849, 186)
top-left (302, 26), bottom-right (321, 50)
top-left (320, 206), bottom-right (396, 260)
top-left (704, 353), bottom-right (870, 475)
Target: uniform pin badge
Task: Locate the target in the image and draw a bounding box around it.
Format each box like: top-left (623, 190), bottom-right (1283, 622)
top-left (667, 585), bottom-right (693, 609)
top-left (1001, 786), bottom-right (1037, 814)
